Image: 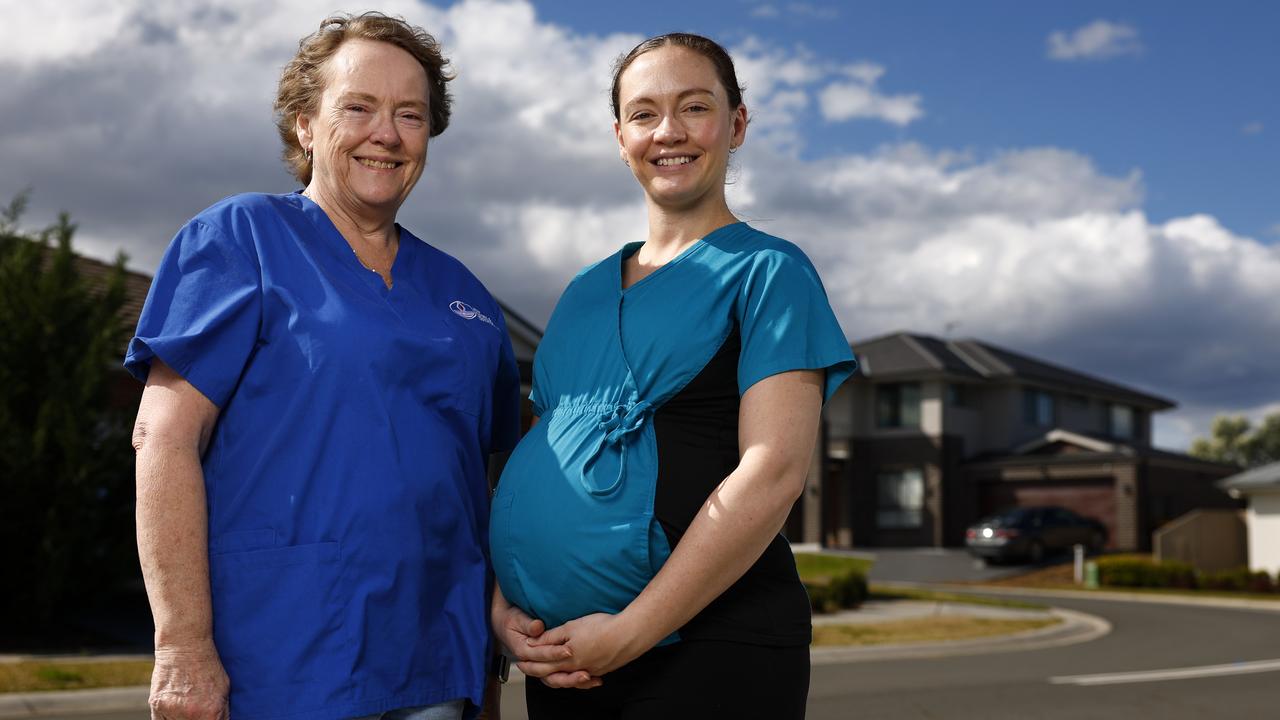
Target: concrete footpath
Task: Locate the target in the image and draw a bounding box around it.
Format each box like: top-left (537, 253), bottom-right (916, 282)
top-left (0, 598), bottom-right (1103, 718)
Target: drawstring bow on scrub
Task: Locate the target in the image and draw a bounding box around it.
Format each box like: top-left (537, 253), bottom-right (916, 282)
top-left (579, 396), bottom-right (653, 497)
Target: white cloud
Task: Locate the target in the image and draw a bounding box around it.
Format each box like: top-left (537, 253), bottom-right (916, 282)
top-left (1, 3), bottom-right (133, 65)
top-left (749, 3), bottom-right (837, 21)
top-left (1242, 122), bottom-right (1264, 135)
top-left (1047, 20), bottom-right (1143, 61)
top-left (730, 42), bottom-right (923, 139)
top-left (4, 0), bottom-right (1277, 452)
top-left (818, 80), bottom-right (922, 126)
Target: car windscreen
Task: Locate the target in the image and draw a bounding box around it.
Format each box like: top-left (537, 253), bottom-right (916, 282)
top-left (978, 508), bottom-right (1035, 527)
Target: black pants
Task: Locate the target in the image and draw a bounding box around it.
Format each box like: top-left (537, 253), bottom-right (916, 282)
top-left (524, 639), bottom-right (809, 719)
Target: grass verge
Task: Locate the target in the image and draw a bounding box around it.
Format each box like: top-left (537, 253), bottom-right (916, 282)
top-left (793, 553), bottom-right (872, 583)
top-left (0, 660), bottom-right (153, 693)
top-left (812, 616), bottom-right (1060, 647)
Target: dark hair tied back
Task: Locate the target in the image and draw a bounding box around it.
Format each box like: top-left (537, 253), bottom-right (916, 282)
top-left (610, 32), bottom-right (744, 120)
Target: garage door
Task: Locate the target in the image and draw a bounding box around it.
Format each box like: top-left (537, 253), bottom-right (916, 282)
top-left (979, 479), bottom-right (1117, 549)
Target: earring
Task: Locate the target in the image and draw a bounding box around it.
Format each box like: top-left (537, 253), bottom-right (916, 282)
top-left (622, 157), bottom-right (630, 167)
top-left (305, 147), bottom-right (313, 162)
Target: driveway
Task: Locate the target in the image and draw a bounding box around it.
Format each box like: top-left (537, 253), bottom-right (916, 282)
top-left (856, 546), bottom-right (1034, 583)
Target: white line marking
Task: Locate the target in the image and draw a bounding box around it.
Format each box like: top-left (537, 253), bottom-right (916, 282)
top-left (1050, 658), bottom-right (1280, 686)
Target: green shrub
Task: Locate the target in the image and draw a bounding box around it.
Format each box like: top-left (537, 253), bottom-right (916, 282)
top-left (829, 569), bottom-right (869, 608)
top-left (1202, 567), bottom-right (1255, 592)
top-left (1096, 555), bottom-right (1197, 589)
top-left (800, 561), bottom-right (868, 614)
top-left (1205, 567), bottom-right (1278, 594)
top-left (804, 581), bottom-right (837, 614)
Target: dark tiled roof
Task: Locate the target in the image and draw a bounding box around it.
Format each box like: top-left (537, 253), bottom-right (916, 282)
top-left (853, 331), bottom-right (982, 379)
top-left (73, 253), bottom-right (153, 332)
top-left (852, 331), bottom-right (1174, 409)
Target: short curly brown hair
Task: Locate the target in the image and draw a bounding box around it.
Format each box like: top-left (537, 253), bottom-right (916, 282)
top-left (274, 12), bottom-right (454, 185)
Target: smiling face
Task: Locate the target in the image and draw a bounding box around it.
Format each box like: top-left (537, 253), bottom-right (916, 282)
top-left (296, 38), bottom-right (431, 217)
top-left (614, 45), bottom-right (748, 213)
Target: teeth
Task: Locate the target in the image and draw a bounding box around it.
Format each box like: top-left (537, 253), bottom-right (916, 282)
top-left (358, 158), bottom-right (398, 169)
top-left (656, 156), bottom-right (693, 166)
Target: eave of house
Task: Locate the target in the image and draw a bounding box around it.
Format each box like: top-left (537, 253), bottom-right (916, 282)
top-left (1219, 461), bottom-right (1280, 497)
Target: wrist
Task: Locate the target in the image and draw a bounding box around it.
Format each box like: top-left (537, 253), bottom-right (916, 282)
top-left (153, 631), bottom-right (217, 656)
top-left (615, 606), bottom-right (663, 661)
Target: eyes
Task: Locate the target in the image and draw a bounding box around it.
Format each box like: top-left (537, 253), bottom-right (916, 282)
top-left (628, 103), bottom-right (712, 123)
top-left (341, 104), bottom-right (426, 128)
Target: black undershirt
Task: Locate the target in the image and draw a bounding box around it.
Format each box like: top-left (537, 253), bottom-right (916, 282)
top-left (650, 326), bottom-right (812, 646)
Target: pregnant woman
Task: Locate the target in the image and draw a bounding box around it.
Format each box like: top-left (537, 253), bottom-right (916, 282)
top-left (490, 32), bottom-right (857, 719)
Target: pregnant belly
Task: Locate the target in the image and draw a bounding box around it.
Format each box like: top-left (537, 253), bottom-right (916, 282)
top-left (490, 421), bottom-right (665, 630)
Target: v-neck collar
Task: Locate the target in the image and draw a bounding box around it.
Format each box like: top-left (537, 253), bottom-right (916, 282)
top-left (617, 221), bottom-right (746, 295)
top-left (292, 191), bottom-right (409, 296)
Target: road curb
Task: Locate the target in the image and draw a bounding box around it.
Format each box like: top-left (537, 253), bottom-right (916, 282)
top-left (906, 581), bottom-right (1280, 612)
top-left (0, 686), bottom-right (148, 719)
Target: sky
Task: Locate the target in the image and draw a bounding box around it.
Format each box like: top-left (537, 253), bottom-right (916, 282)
top-left (3, 0), bottom-right (1278, 450)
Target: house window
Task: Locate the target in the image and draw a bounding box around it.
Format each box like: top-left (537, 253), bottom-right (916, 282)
top-left (947, 383), bottom-right (970, 408)
top-left (877, 469), bottom-right (924, 528)
top-left (1109, 404), bottom-right (1134, 439)
top-left (1023, 389), bottom-right (1055, 426)
top-left (877, 383), bottom-right (921, 428)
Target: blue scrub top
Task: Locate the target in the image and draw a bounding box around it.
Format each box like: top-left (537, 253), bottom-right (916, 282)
top-left (491, 222), bottom-right (856, 635)
top-left (125, 192), bottom-right (520, 720)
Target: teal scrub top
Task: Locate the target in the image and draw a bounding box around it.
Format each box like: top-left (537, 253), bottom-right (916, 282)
top-left (491, 222), bottom-right (856, 639)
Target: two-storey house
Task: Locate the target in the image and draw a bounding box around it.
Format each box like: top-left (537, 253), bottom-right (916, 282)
top-left (788, 332), bottom-right (1238, 552)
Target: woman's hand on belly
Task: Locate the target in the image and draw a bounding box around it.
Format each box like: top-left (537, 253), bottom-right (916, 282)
top-left (524, 612), bottom-right (647, 685)
top-left (491, 584), bottom-right (600, 689)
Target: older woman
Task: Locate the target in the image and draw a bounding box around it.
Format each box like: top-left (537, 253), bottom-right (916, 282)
top-left (489, 32), bottom-right (857, 719)
top-left (128, 13), bottom-right (525, 720)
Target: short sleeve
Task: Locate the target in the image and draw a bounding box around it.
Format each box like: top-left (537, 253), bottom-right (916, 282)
top-left (490, 309), bottom-right (523, 453)
top-left (528, 378), bottom-right (546, 419)
top-left (123, 219), bottom-right (262, 408)
top-left (736, 248), bottom-right (858, 403)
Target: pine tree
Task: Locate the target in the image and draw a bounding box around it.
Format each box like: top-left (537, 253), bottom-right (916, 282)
top-left (0, 192), bottom-right (137, 625)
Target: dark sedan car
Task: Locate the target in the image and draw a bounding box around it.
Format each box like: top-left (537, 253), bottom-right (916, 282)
top-left (965, 505), bottom-right (1107, 563)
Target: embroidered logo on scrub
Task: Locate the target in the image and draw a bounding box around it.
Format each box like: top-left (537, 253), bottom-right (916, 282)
top-left (450, 300), bottom-right (498, 329)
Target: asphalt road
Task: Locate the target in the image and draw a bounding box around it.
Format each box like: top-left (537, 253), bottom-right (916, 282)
top-left (803, 592), bottom-right (1280, 720)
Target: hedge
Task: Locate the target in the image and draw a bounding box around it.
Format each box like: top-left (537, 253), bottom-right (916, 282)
top-left (1096, 555), bottom-right (1278, 593)
top-left (1201, 567), bottom-right (1276, 594)
top-left (1096, 555), bottom-right (1197, 589)
top-left (802, 567), bottom-right (869, 614)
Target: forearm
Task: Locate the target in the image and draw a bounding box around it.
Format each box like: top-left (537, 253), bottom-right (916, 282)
top-left (135, 443), bottom-right (215, 649)
top-left (619, 456), bottom-right (805, 650)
